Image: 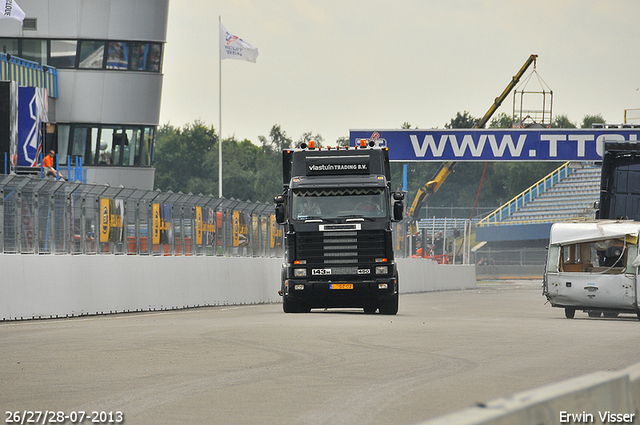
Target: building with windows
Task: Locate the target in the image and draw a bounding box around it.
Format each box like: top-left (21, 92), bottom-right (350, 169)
top-left (0, 0), bottom-right (169, 189)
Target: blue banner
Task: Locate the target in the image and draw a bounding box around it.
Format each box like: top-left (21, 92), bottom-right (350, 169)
top-left (17, 86), bottom-right (47, 167)
top-left (350, 129), bottom-right (640, 162)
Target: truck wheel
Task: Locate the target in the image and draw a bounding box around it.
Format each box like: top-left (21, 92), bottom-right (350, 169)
top-left (588, 310), bottom-right (601, 318)
top-left (379, 294), bottom-right (398, 315)
top-left (564, 308), bottom-right (575, 319)
top-left (603, 312), bottom-right (619, 318)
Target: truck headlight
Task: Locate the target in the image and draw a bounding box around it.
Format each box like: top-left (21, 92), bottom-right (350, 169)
top-left (375, 266), bottom-right (388, 275)
top-left (294, 268), bottom-right (307, 277)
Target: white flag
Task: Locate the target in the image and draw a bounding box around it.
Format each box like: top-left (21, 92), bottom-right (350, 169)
top-left (0, 0), bottom-right (26, 23)
top-left (220, 22), bottom-right (259, 63)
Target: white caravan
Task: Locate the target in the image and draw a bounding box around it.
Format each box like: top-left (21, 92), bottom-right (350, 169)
top-left (543, 220), bottom-right (640, 320)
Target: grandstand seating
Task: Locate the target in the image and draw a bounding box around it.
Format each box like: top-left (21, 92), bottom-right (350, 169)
top-left (499, 164), bottom-right (600, 223)
top-left (475, 163), bottom-right (602, 245)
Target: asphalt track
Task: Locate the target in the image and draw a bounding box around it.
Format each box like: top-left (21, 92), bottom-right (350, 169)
top-left (2, 281), bottom-right (640, 425)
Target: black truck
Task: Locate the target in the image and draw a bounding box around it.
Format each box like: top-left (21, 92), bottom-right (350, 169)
top-left (597, 140), bottom-right (640, 221)
top-left (275, 140), bottom-right (404, 314)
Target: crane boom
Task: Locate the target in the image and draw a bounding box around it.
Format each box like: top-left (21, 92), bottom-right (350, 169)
top-left (407, 54), bottom-right (538, 234)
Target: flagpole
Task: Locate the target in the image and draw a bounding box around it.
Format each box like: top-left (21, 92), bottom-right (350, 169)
top-left (218, 15), bottom-right (223, 198)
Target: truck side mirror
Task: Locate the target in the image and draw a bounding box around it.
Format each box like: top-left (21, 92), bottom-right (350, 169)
top-left (391, 192), bottom-right (404, 222)
top-left (393, 201), bottom-right (404, 222)
top-left (274, 194), bottom-right (286, 224)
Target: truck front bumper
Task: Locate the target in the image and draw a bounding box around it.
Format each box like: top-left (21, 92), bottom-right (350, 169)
top-left (282, 277), bottom-right (397, 309)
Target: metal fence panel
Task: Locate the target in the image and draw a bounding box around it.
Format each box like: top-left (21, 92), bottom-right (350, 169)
top-left (0, 175), bottom-right (486, 265)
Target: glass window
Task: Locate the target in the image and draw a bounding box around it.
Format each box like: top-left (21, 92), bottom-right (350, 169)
top-left (112, 129), bottom-right (127, 165)
top-left (0, 38), bottom-right (19, 56)
top-left (130, 42), bottom-right (148, 71)
top-left (71, 126), bottom-right (97, 164)
top-left (56, 124), bottom-right (157, 167)
top-left (139, 127), bottom-right (154, 166)
top-left (559, 239), bottom-right (628, 274)
top-left (57, 124), bottom-right (70, 163)
top-left (292, 188), bottom-right (388, 220)
top-left (122, 128), bottom-right (141, 166)
top-left (79, 41), bottom-right (104, 69)
top-left (21, 39), bottom-right (47, 64)
top-left (148, 43), bottom-right (161, 72)
top-left (99, 127), bottom-right (116, 165)
top-left (49, 40), bottom-right (77, 68)
top-left (106, 42), bottom-right (128, 70)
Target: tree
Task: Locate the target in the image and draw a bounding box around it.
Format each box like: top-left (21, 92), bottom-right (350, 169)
top-left (296, 132), bottom-right (324, 148)
top-left (258, 124), bottom-right (292, 153)
top-left (581, 114), bottom-right (605, 128)
top-left (551, 114), bottom-right (577, 128)
top-left (445, 111), bottom-right (478, 129)
top-left (336, 137), bottom-right (349, 147)
top-left (154, 120), bottom-right (217, 195)
top-left (489, 113), bottom-right (515, 129)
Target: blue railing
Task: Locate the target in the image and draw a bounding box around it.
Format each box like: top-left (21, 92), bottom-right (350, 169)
top-left (4, 154), bottom-right (86, 184)
top-left (0, 52), bottom-right (58, 98)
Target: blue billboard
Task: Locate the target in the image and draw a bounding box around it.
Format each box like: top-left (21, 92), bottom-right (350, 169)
top-left (350, 129), bottom-right (640, 162)
top-left (16, 86), bottom-right (48, 167)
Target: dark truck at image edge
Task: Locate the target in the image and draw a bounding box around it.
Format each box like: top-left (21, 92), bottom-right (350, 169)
top-left (275, 141), bottom-right (404, 314)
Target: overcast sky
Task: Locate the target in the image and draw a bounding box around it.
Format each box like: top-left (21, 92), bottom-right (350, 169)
top-left (159, 0), bottom-right (640, 145)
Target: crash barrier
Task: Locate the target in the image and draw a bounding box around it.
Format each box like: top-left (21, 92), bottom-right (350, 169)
top-left (420, 362), bottom-right (640, 425)
top-left (0, 174), bottom-right (283, 257)
top-left (0, 255), bottom-right (475, 320)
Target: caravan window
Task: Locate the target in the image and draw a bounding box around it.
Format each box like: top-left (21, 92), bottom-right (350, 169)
top-left (557, 238), bottom-right (629, 274)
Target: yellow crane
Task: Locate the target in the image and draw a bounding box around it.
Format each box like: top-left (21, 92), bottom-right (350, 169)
top-left (406, 54), bottom-right (539, 234)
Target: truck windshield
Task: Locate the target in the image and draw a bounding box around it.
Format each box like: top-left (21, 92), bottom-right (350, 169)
top-left (292, 188), bottom-right (387, 220)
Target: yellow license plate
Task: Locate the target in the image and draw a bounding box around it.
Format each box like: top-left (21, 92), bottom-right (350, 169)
top-left (330, 283), bottom-right (353, 290)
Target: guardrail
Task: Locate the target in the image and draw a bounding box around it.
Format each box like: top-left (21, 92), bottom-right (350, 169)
top-left (420, 362), bottom-right (640, 425)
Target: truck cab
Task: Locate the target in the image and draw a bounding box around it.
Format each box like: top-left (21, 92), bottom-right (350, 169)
top-left (275, 141), bottom-right (404, 314)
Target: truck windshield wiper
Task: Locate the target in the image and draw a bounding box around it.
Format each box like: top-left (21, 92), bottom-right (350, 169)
top-left (337, 214), bottom-right (375, 221)
top-left (298, 215), bottom-right (323, 222)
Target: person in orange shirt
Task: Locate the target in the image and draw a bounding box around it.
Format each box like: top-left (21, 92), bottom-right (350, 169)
top-left (42, 150), bottom-right (65, 180)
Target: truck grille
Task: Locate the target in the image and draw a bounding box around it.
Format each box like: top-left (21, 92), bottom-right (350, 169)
top-left (295, 229), bottom-right (387, 267)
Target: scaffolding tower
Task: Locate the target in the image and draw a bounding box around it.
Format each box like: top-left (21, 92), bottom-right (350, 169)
top-left (512, 60), bottom-right (553, 128)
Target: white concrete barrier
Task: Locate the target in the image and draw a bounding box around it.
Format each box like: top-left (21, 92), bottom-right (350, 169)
top-left (0, 255), bottom-right (475, 320)
top-left (420, 362), bottom-right (640, 425)
top-left (397, 258), bottom-right (476, 293)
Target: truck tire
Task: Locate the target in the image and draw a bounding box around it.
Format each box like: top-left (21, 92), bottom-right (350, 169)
top-left (564, 307), bottom-right (575, 319)
top-left (379, 294), bottom-right (398, 315)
